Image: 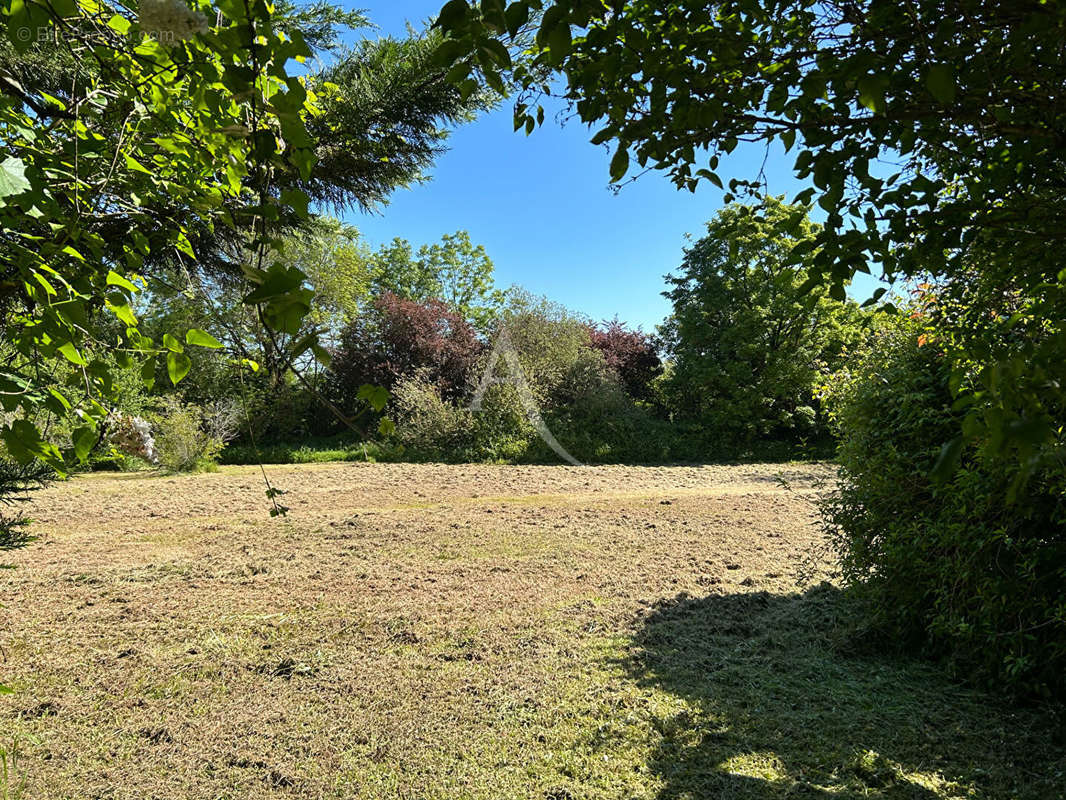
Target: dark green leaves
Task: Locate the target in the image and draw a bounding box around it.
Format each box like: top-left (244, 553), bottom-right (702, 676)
top-left (357, 383), bottom-right (389, 412)
top-left (437, 0), bottom-right (470, 30)
top-left (72, 425), bottom-right (97, 462)
top-left (7, 0), bottom-right (51, 53)
top-left (166, 351), bottom-right (192, 385)
top-left (0, 0), bottom-right (320, 482)
top-left (925, 64), bottom-right (956, 105)
top-left (2, 419), bottom-right (61, 468)
top-left (930, 435), bottom-right (965, 483)
top-left (609, 146), bottom-right (629, 183)
top-left (856, 75), bottom-right (887, 114)
top-left (57, 342), bottom-right (87, 366)
top-left (141, 358), bottom-right (157, 390)
top-left (244, 264), bottom-right (308, 304)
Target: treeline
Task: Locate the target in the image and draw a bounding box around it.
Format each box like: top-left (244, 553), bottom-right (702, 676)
top-left (104, 197), bottom-right (869, 469)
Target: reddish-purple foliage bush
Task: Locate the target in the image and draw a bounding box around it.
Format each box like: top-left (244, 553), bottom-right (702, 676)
top-left (587, 318), bottom-right (663, 403)
top-left (329, 293), bottom-right (483, 411)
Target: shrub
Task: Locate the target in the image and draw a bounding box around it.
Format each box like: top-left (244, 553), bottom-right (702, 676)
top-left (0, 458), bottom-right (51, 554)
top-left (328, 293), bottom-right (483, 415)
top-left (393, 296), bottom-right (680, 465)
top-left (587, 318), bottom-right (663, 403)
top-left (151, 399), bottom-right (239, 473)
top-left (821, 317), bottom-right (1066, 700)
top-left (391, 373), bottom-right (481, 461)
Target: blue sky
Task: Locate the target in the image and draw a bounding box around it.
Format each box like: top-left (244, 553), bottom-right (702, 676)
top-left (338, 1), bottom-right (883, 331)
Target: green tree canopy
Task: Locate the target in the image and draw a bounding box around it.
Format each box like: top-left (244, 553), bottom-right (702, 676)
top-left (371, 230), bottom-right (505, 328)
top-left (661, 198), bottom-right (865, 447)
top-left (0, 0), bottom-right (317, 468)
top-left (0, 0), bottom-right (492, 470)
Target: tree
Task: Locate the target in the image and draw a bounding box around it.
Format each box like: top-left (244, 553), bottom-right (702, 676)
top-left (587, 318), bottom-right (662, 404)
top-left (370, 230), bottom-right (505, 328)
top-left (0, 0), bottom-right (317, 471)
top-left (820, 313), bottom-right (1066, 699)
top-left (433, 0), bottom-right (1066, 474)
top-left (0, 0), bottom-right (499, 476)
top-left (287, 218), bottom-right (373, 339)
top-left (661, 199), bottom-right (865, 448)
top-left (329, 293), bottom-right (484, 413)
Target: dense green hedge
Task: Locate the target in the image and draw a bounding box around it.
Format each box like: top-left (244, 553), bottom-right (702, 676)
top-left (822, 321), bottom-right (1066, 700)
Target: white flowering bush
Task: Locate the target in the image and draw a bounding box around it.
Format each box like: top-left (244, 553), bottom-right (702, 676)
top-left (108, 413), bottom-right (158, 464)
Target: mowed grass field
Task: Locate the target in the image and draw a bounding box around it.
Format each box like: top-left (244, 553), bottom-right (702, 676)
top-left (1, 462), bottom-right (1062, 799)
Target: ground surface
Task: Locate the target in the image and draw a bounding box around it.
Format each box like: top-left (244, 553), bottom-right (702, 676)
top-left (1, 462), bottom-right (1062, 799)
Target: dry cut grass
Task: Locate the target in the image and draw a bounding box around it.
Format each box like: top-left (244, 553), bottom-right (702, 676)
top-left (0, 462), bottom-right (1062, 799)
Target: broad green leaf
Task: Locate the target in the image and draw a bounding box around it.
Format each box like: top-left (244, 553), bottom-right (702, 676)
top-left (547, 22), bottom-right (572, 65)
top-left (162, 333), bottom-right (184, 352)
top-left (186, 329), bottom-right (223, 348)
top-left (73, 425), bottom-right (97, 462)
top-left (175, 232), bottom-right (196, 259)
top-left (436, 0), bottom-right (469, 30)
top-left (140, 357), bottom-right (156, 389)
top-left (106, 270), bottom-right (139, 293)
top-left (926, 64), bottom-right (956, 104)
top-left (311, 342), bottom-right (331, 367)
top-left (243, 265), bottom-right (307, 303)
top-left (166, 351), bottom-right (192, 385)
top-left (857, 76), bottom-right (883, 112)
top-left (47, 387), bottom-right (71, 413)
top-left (107, 13), bottom-right (130, 34)
top-left (280, 188), bottom-right (309, 218)
top-left (123, 153), bottom-right (153, 175)
top-left (3, 419), bottom-right (62, 470)
top-left (57, 342), bottom-right (88, 366)
top-left (0, 156), bottom-right (31, 201)
top-left (262, 290), bottom-right (312, 335)
top-left (357, 383), bottom-right (389, 412)
top-left (106, 297), bottom-right (138, 327)
top-left (8, 0), bottom-right (51, 53)
top-left (609, 146), bottom-right (629, 183)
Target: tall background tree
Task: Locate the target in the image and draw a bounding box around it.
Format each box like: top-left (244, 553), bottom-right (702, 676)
top-left (661, 199), bottom-right (864, 451)
top-left (370, 230), bottom-right (505, 328)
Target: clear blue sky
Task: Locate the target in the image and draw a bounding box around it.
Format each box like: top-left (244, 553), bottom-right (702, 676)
top-left (337, 1), bottom-right (883, 332)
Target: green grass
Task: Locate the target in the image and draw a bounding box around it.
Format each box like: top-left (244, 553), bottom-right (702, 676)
top-left (3, 465), bottom-right (1062, 798)
top-left (218, 435), bottom-right (401, 465)
top-left (559, 586), bottom-right (1066, 799)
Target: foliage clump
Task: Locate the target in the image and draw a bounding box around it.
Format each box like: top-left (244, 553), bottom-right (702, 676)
top-left (661, 199), bottom-right (865, 455)
top-left (150, 399), bottom-right (240, 473)
top-left (0, 458), bottom-right (50, 553)
top-left (821, 316), bottom-right (1066, 700)
top-left (329, 292), bottom-right (485, 413)
top-left (587, 318), bottom-right (662, 405)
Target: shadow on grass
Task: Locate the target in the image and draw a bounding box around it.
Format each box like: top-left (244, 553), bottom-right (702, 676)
top-left (624, 585), bottom-right (1065, 799)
